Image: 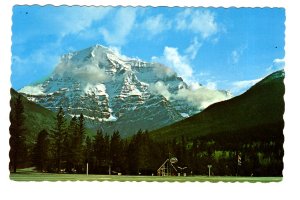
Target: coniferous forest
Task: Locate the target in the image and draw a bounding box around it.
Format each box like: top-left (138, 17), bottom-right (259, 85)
top-left (9, 70), bottom-right (284, 177)
top-left (10, 97), bottom-right (283, 177)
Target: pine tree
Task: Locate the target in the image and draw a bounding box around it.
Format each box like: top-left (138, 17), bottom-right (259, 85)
top-left (92, 131), bottom-right (111, 174)
top-left (127, 133), bottom-right (139, 174)
top-left (103, 133), bottom-right (111, 174)
top-left (110, 130), bottom-right (123, 173)
top-left (179, 135), bottom-right (188, 166)
top-left (65, 116), bottom-right (78, 173)
top-left (127, 130), bottom-right (160, 175)
top-left (9, 94), bottom-right (26, 173)
top-left (75, 113), bottom-right (85, 172)
top-left (78, 113), bottom-right (85, 143)
top-left (32, 129), bottom-right (49, 172)
top-left (93, 129), bottom-right (105, 171)
top-left (136, 130), bottom-right (150, 173)
top-left (51, 107), bottom-right (67, 172)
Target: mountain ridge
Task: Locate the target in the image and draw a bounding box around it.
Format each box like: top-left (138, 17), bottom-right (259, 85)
top-left (18, 44), bottom-right (231, 136)
top-left (150, 69), bottom-right (285, 140)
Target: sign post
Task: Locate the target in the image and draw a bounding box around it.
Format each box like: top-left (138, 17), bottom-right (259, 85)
top-left (86, 162), bottom-right (89, 176)
top-left (207, 165), bottom-right (212, 177)
top-left (237, 154), bottom-right (242, 176)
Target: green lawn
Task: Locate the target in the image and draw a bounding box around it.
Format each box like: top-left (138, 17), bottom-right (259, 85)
top-left (10, 171), bottom-right (282, 182)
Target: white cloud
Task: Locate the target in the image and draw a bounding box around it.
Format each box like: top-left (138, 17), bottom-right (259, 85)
top-left (71, 65), bottom-right (109, 83)
top-left (99, 8), bottom-right (137, 46)
top-left (153, 64), bottom-right (176, 79)
top-left (231, 45), bottom-right (247, 64)
top-left (12, 46), bottom-right (59, 76)
top-left (108, 46), bottom-right (133, 60)
top-left (152, 37), bottom-right (205, 84)
top-left (175, 9), bottom-right (190, 30)
top-left (149, 81), bottom-right (172, 100)
top-left (185, 37), bottom-right (202, 60)
top-left (224, 58), bottom-right (283, 95)
top-left (175, 86), bottom-right (231, 110)
top-left (211, 36), bottom-right (220, 44)
top-left (206, 82), bottom-right (218, 90)
top-left (11, 49), bottom-right (60, 89)
top-left (12, 7), bottom-right (112, 45)
top-left (153, 46), bottom-right (194, 83)
top-left (54, 60), bottom-right (109, 84)
top-left (230, 78), bottom-right (262, 95)
top-left (58, 7), bottom-right (111, 36)
top-left (148, 80), bottom-right (231, 110)
top-left (176, 9), bottom-right (219, 39)
top-left (231, 50), bottom-right (239, 64)
top-left (274, 58), bottom-right (285, 64)
top-left (267, 58), bottom-right (285, 73)
top-left (189, 82), bottom-right (201, 90)
top-left (142, 14), bottom-right (172, 36)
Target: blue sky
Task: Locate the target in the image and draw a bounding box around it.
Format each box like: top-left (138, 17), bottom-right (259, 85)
top-left (11, 6), bottom-right (285, 95)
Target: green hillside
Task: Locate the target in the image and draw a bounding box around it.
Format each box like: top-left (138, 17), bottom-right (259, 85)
top-left (10, 88), bottom-right (56, 145)
top-left (150, 70), bottom-right (285, 141)
top-left (10, 89), bottom-right (95, 146)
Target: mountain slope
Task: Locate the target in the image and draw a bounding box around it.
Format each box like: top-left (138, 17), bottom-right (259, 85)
top-left (150, 70), bottom-right (285, 140)
top-left (18, 45), bottom-right (231, 136)
top-left (10, 88), bottom-right (56, 145)
top-left (10, 89), bottom-right (95, 145)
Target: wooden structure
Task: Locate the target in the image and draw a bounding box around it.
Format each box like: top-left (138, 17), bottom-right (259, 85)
top-left (157, 158), bottom-right (178, 176)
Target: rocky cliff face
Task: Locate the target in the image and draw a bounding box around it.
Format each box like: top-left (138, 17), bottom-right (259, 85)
top-left (19, 45), bottom-right (231, 136)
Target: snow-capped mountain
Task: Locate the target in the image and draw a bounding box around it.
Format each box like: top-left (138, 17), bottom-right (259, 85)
top-left (19, 45), bottom-right (231, 136)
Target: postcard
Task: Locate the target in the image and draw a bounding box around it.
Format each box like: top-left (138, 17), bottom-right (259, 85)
top-left (1, 1), bottom-right (299, 200)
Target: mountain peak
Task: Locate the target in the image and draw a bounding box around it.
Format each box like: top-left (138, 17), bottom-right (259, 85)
top-left (254, 69), bottom-right (284, 88)
top-left (19, 44), bottom-right (231, 136)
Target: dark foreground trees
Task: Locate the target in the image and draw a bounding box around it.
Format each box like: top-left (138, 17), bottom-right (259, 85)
top-left (9, 95), bottom-right (27, 173)
top-left (10, 105), bottom-right (283, 176)
top-left (32, 129), bottom-right (50, 172)
top-left (49, 109), bottom-right (87, 173)
top-left (51, 107), bottom-right (67, 172)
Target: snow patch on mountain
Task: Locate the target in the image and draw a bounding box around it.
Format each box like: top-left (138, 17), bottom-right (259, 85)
top-left (84, 83), bottom-right (108, 96)
top-left (180, 113), bottom-right (189, 118)
top-left (19, 84), bottom-right (45, 95)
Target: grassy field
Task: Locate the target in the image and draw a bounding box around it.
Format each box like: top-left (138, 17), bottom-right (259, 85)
top-left (10, 172), bottom-right (282, 182)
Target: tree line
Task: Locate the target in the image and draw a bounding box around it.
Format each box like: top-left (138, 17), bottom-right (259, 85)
top-left (10, 95), bottom-right (284, 176)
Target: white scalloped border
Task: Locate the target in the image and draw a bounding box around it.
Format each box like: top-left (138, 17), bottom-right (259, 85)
top-left (1, 1), bottom-right (299, 200)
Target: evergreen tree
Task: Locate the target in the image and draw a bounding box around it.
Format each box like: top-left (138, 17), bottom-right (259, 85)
top-left (103, 133), bottom-right (111, 174)
top-left (65, 116), bottom-right (78, 173)
top-left (135, 130), bottom-right (151, 173)
top-left (179, 136), bottom-right (188, 166)
top-left (110, 130), bottom-right (123, 173)
top-left (65, 114), bottom-right (86, 173)
top-left (51, 107), bottom-right (67, 172)
top-left (9, 94), bottom-right (26, 173)
top-left (78, 113), bottom-right (85, 143)
top-left (93, 129), bottom-right (105, 171)
top-left (32, 129), bottom-right (49, 172)
top-left (75, 113), bottom-right (86, 172)
top-left (127, 130), bottom-right (159, 175)
top-left (127, 131), bottom-right (140, 174)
